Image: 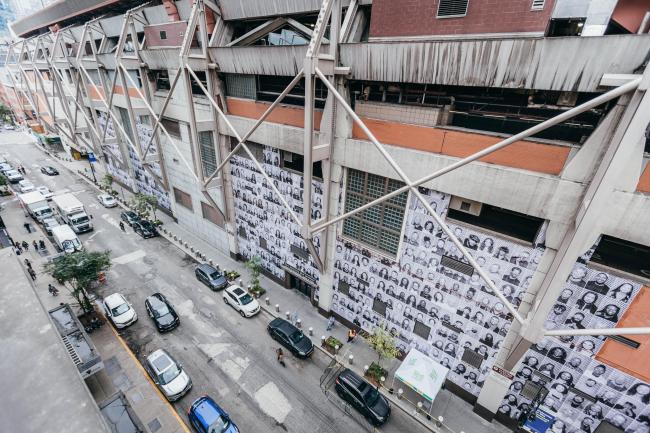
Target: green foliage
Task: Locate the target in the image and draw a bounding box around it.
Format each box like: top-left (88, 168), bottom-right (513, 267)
top-left (325, 336), bottom-right (343, 348)
top-left (129, 193), bottom-right (159, 220)
top-left (366, 325), bottom-right (400, 367)
top-left (366, 362), bottom-right (388, 383)
top-left (0, 173), bottom-right (7, 186)
top-left (100, 174), bottom-right (114, 190)
top-left (245, 256), bottom-right (262, 290)
top-left (44, 250), bottom-right (112, 313)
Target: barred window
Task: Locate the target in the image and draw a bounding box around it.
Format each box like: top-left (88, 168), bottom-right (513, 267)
top-left (342, 169), bottom-right (407, 256)
top-left (161, 118), bottom-right (181, 138)
top-left (173, 187), bottom-right (193, 211)
top-left (199, 131), bottom-right (217, 178)
top-left (201, 202), bottom-right (224, 227)
top-left (118, 107), bottom-right (134, 142)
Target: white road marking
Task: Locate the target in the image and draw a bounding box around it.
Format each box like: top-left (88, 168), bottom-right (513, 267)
top-left (112, 249), bottom-right (146, 265)
top-left (254, 382), bottom-right (292, 424)
top-left (102, 213), bottom-right (121, 229)
top-left (87, 230), bottom-right (104, 241)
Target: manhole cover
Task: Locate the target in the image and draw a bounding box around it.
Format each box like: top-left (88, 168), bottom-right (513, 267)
top-left (147, 418), bottom-right (162, 433)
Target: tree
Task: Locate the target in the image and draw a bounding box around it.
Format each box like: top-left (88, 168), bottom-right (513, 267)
top-left (0, 103), bottom-right (13, 123)
top-left (44, 250), bottom-right (112, 314)
top-left (129, 193), bottom-right (158, 220)
top-left (100, 174), bottom-right (114, 191)
top-left (366, 325), bottom-right (400, 367)
top-left (245, 256), bottom-right (262, 291)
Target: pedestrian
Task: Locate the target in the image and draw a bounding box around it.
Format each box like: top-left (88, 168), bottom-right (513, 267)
top-left (276, 348), bottom-right (285, 367)
top-left (23, 222), bottom-right (31, 233)
top-left (347, 328), bottom-right (357, 343)
top-left (22, 240), bottom-right (29, 251)
top-left (24, 258), bottom-right (31, 268)
top-left (15, 247), bottom-right (21, 256)
top-left (326, 315), bottom-right (335, 331)
top-left (32, 240), bottom-right (38, 251)
top-left (14, 241), bottom-right (21, 251)
top-left (28, 268), bottom-right (36, 281)
top-left (119, 221), bottom-right (125, 232)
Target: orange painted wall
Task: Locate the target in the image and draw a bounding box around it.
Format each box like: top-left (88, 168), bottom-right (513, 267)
top-left (226, 97), bottom-right (322, 131)
top-left (86, 85), bottom-right (142, 101)
top-left (352, 117), bottom-right (571, 175)
top-left (612, 0), bottom-right (649, 33)
top-left (636, 164), bottom-right (650, 193)
top-left (596, 286), bottom-right (650, 382)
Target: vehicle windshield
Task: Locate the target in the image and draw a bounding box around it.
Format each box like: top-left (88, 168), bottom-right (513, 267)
top-left (35, 208), bottom-right (52, 216)
top-left (159, 363), bottom-right (182, 385)
top-left (209, 271), bottom-right (222, 280)
top-left (153, 303), bottom-right (170, 318)
top-left (362, 384), bottom-right (380, 406)
top-left (207, 416), bottom-right (230, 433)
top-left (112, 303), bottom-right (130, 316)
top-left (72, 216), bottom-right (89, 224)
top-left (239, 294), bottom-right (254, 305)
top-left (289, 330), bottom-right (304, 344)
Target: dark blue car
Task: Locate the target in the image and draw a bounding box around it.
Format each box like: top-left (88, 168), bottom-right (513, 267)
top-left (188, 396), bottom-right (239, 433)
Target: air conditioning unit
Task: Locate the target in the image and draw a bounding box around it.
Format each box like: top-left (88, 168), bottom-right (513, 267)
top-left (449, 196), bottom-right (482, 216)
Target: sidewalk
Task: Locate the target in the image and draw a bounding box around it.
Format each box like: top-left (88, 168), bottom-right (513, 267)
top-left (45, 139), bottom-right (509, 433)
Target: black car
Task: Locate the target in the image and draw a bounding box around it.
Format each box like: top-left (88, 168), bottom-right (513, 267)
top-left (133, 221), bottom-right (157, 238)
top-left (195, 263), bottom-right (228, 291)
top-left (120, 211), bottom-right (140, 226)
top-left (40, 166), bottom-right (59, 175)
top-left (267, 318), bottom-right (314, 358)
top-left (144, 293), bottom-right (180, 332)
top-left (335, 369), bottom-right (391, 425)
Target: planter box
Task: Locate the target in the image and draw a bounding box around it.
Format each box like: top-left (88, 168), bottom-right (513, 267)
top-left (322, 336), bottom-right (343, 355)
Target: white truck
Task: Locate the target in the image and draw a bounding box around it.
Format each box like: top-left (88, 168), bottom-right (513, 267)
top-left (52, 193), bottom-right (93, 233)
top-left (51, 225), bottom-right (83, 253)
top-left (18, 191), bottom-right (54, 222)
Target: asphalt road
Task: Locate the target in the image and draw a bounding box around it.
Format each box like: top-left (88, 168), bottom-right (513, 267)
top-left (0, 134), bottom-right (426, 433)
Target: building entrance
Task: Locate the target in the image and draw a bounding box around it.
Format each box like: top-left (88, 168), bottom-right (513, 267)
top-left (289, 273), bottom-right (314, 299)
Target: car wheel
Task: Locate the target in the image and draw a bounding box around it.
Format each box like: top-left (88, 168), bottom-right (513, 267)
top-left (223, 297), bottom-right (228, 305)
top-left (239, 310), bottom-right (245, 318)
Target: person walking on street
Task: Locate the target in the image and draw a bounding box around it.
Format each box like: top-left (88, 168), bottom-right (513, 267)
top-left (24, 258), bottom-right (31, 269)
top-left (14, 241), bottom-right (21, 252)
top-left (276, 348), bottom-right (285, 367)
top-left (21, 240), bottom-right (29, 251)
top-left (347, 328), bottom-right (357, 343)
top-left (119, 221), bottom-right (125, 232)
top-left (326, 315), bottom-right (336, 331)
top-left (23, 222), bottom-right (31, 233)
top-left (32, 240), bottom-right (38, 251)
top-left (28, 268), bottom-right (36, 281)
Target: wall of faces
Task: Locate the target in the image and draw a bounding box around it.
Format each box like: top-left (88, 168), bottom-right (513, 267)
top-left (230, 146), bottom-right (323, 284)
top-left (331, 186), bottom-right (545, 398)
top-left (502, 261), bottom-right (650, 433)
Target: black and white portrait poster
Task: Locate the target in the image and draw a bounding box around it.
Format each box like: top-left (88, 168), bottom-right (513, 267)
top-left (230, 147), bottom-right (323, 283)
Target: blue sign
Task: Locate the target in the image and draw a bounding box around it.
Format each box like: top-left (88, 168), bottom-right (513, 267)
top-left (88, 152), bottom-right (97, 163)
top-left (523, 407), bottom-right (555, 433)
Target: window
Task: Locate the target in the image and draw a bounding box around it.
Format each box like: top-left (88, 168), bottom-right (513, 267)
top-left (257, 75), bottom-right (327, 109)
top-left (372, 298), bottom-right (387, 317)
top-left (225, 74), bottom-right (256, 100)
top-left (413, 320), bottom-right (430, 340)
top-left (547, 18), bottom-right (585, 37)
top-left (190, 70), bottom-right (208, 96)
top-left (437, 0), bottom-right (469, 18)
top-left (590, 236), bottom-right (650, 278)
top-left (173, 187), bottom-right (193, 210)
top-left (154, 70), bottom-right (170, 91)
top-left (118, 107), bottom-right (134, 142)
top-left (282, 151), bottom-right (322, 179)
top-left (342, 169), bottom-right (407, 256)
top-left (161, 118), bottom-right (181, 139)
top-left (201, 202), bottom-right (224, 227)
top-left (199, 131), bottom-right (217, 178)
top-left (447, 205), bottom-right (544, 244)
top-left (159, 30), bottom-right (167, 40)
top-left (531, 0), bottom-right (545, 10)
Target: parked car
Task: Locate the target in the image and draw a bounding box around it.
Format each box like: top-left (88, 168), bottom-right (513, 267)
top-left (5, 169), bottom-right (23, 183)
top-left (0, 162), bottom-right (12, 173)
top-left (145, 349), bottom-right (191, 401)
top-left (138, 220), bottom-right (159, 236)
top-left (335, 368), bottom-right (391, 426)
top-left (36, 186), bottom-right (53, 200)
top-left (267, 317), bottom-right (314, 359)
top-left (120, 210), bottom-right (140, 226)
top-left (133, 221), bottom-right (157, 238)
top-left (145, 293), bottom-right (179, 332)
top-left (3, 124), bottom-right (15, 130)
top-left (18, 180), bottom-right (35, 193)
top-left (97, 193), bottom-right (117, 208)
top-left (188, 396), bottom-right (239, 433)
top-left (103, 293), bottom-right (138, 329)
top-left (223, 285), bottom-right (260, 318)
top-left (195, 263), bottom-right (228, 291)
top-left (40, 166), bottom-right (59, 175)
top-left (42, 217), bottom-right (60, 235)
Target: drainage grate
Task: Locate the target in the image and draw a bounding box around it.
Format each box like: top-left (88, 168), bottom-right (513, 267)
top-left (61, 335), bottom-right (82, 365)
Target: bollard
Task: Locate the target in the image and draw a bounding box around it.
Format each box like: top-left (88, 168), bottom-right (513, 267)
top-left (397, 389), bottom-right (403, 399)
top-left (308, 326), bottom-right (313, 336)
top-left (173, 235), bottom-right (178, 241)
top-left (334, 345), bottom-right (340, 354)
top-left (275, 304), bottom-right (280, 312)
top-left (238, 279), bottom-right (243, 286)
top-left (184, 242), bottom-right (189, 248)
top-left (348, 354), bottom-right (353, 365)
top-left (296, 319), bottom-right (301, 328)
top-left (285, 311), bottom-right (291, 320)
top-left (190, 247), bottom-right (195, 253)
top-left (321, 336), bottom-right (326, 346)
top-left (265, 297), bottom-right (270, 306)
top-left (364, 365), bottom-right (369, 373)
top-left (209, 259), bottom-right (213, 266)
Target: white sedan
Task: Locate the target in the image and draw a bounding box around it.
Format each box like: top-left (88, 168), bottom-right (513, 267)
top-left (36, 186), bottom-right (53, 200)
top-left (103, 293), bottom-right (138, 328)
top-left (97, 193), bottom-right (117, 208)
top-left (18, 180), bottom-right (35, 193)
top-left (223, 285), bottom-right (261, 317)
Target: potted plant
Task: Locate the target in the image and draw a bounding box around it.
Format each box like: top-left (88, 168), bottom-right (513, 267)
top-left (245, 257), bottom-right (265, 298)
top-left (364, 325), bottom-right (399, 387)
top-left (224, 269), bottom-right (240, 281)
top-left (322, 336), bottom-right (343, 355)
top-left (365, 362), bottom-right (389, 387)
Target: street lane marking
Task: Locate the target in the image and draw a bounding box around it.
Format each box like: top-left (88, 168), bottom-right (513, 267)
top-left (102, 213), bottom-right (121, 229)
top-left (113, 249), bottom-right (146, 265)
top-left (254, 382), bottom-right (292, 424)
top-left (87, 230), bottom-right (103, 241)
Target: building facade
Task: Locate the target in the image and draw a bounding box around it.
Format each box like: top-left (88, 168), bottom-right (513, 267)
top-left (3, 0), bottom-right (650, 431)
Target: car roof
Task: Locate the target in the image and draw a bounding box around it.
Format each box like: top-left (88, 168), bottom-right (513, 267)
top-left (197, 263), bottom-right (218, 273)
top-left (230, 286), bottom-right (246, 297)
top-left (338, 368), bottom-right (368, 390)
top-left (104, 293), bottom-right (127, 307)
top-left (270, 318), bottom-right (296, 333)
top-left (146, 293), bottom-right (166, 308)
top-left (147, 349), bottom-right (174, 374)
top-left (191, 396), bottom-right (225, 428)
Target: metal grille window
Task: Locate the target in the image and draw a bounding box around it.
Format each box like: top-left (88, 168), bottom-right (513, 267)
top-left (437, 0), bottom-right (469, 17)
top-left (201, 202), bottom-right (224, 227)
top-left (118, 107), bottom-right (134, 142)
top-left (199, 131), bottom-right (217, 178)
top-left (173, 187), bottom-right (193, 211)
top-left (531, 0), bottom-right (545, 10)
top-left (342, 169), bottom-right (407, 256)
top-left (225, 74), bottom-right (256, 99)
